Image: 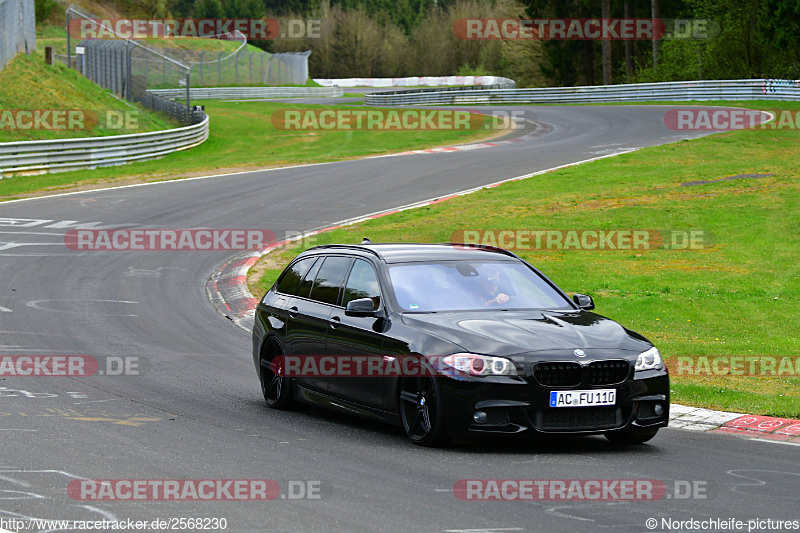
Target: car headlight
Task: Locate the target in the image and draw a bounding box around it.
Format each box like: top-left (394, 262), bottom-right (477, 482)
top-left (635, 347), bottom-right (664, 371)
top-left (442, 353), bottom-right (518, 376)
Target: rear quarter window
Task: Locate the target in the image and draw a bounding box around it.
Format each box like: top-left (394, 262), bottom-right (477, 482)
top-left (275, 257), bottom-right (317, 295)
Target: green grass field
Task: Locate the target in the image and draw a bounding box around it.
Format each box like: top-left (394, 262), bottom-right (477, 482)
top-left (0, 100), bottom-right (504, 199)
top-left (250, 101), bottom-right (800, 418)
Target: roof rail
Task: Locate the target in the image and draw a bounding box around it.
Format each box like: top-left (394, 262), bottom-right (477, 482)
top-left (305, 242), bottom-right (520, 260)
top-left (305, 244), bottom-right (382, 258)
top-left (440, 242), bottom-right (520, 259)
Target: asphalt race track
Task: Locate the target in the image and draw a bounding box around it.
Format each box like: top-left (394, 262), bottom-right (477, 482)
top-left (1, 105), bottom-right (797, 532)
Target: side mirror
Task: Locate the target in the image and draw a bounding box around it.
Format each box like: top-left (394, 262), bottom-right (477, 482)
top-left (345, 297), bottom-right (378, 317)
top-left (573, 293), bottom-right (595, 310)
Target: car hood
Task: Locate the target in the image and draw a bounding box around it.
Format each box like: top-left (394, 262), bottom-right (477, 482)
top-left (401, 309), bottom-right (650, 357)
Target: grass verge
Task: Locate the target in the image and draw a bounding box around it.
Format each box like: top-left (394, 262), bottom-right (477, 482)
top-left (249, 101), bottom-right (800, 418)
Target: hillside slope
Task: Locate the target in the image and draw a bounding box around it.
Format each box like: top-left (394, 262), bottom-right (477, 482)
top-left (0, 53), bottom-right (177, 142)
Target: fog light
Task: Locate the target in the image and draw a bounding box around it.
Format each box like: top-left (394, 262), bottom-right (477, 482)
top-left (654, 403), bottom-right (664, 416)
top-left (473, 411), bottom-right (488, 424)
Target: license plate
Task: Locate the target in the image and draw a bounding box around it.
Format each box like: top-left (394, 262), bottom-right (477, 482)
top-left (550, 389), bottom-right (616, 408)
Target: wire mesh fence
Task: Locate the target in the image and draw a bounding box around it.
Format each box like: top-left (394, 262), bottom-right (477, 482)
top-left (59, 45), bottom-right (311, 91)
top-left (136, 45), bottom-right (310, 87)
top-left (57, 5), bottom-right (311, 124)
top-left (188, 48), bottom-right (309, 86)
top-left (0, 0), bottom-right (36, 71)
top-left (59, 5), bottom-right (204, 125)
top-left (60, 39), bottom-right (203, 125)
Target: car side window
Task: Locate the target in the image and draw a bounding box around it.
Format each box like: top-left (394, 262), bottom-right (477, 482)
top-left (308, 256), bottom-right (353, 305)
top-left (275, 257), bottom-right (317, 295)
top-left (342, 259), bottom-right (381, 311)
top-left (297, 256), bottom-right (323, 298)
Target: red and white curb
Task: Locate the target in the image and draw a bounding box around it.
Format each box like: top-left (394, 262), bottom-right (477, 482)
top-left (670, 405), bottom-right (800, 444)
top-left (206, 252), bottom-right (262, 330)
top-left (391, 137), bottom-right (525, 156)
top-left (384, 118), bottom-right (550, 156)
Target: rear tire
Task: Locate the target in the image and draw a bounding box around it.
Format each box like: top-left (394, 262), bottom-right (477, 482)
top-left (604, 427), bottom-right (659, 444)
top-left (260, 342), bottom-right (296, 410)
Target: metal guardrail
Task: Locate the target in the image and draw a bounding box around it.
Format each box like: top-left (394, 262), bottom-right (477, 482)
top-left (365, 84), bottom-right (517, 103)
top-left (365, 79), bottom-right (800, 105)
top-left (138, 91), bottom-right (207, 125)
top-left (314, 76), bottom-right (516, 88)
top-left (0, 114), bottom-right (209, 177)
top-left (149, 86), bottom-right (344, 100)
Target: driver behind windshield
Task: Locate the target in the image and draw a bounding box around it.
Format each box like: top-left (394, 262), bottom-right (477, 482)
top-left (477, 268), bottom-right (510, 307)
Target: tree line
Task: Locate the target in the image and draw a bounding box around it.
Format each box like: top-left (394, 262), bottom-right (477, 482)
top-left (520, 0), bottom-right (799, 84)
top-left (38, 0), bottom-right (800, 84)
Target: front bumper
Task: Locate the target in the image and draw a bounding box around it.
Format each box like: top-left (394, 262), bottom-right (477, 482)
top-left (437, 369), bottom-right (670, 438)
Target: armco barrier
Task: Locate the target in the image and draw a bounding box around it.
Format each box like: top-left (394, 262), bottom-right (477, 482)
top-left (313, 76), bottom-right (516, 88)
top-left (149, 86), bottom-right (343, 100)
top-left (0, 114), bottom-right (209, 177)
top-left (364, 79), bottom-right (800, 105)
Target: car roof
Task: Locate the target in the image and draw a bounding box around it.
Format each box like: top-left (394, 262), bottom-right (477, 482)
top-left (303, 243), bottom-right (520, 264)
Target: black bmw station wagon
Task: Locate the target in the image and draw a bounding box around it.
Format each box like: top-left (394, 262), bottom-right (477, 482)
top-left (252, 242), bottom-right (669, 446)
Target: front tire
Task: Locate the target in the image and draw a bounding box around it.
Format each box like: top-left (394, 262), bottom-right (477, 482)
top-left (399, 376), bottom-right (449, 447)
top-left (604, 427), bottom-right (659, 444)
top-left (260, 342), bottom-right (296, 410)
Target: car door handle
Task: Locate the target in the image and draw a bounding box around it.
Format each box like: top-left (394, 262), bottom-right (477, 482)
top-left (329, 315), bottom-right (341, 329)
top-left (288, 306), bottom-right (298, 318)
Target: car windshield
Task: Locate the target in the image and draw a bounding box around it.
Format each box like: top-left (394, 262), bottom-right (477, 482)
top-left (387, 260), bottom-right (573, 312)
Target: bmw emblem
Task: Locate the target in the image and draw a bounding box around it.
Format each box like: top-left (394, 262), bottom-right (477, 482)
top-left (574, 349), bottom-right (586, 357)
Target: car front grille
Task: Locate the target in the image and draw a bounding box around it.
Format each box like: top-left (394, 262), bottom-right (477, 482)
top-left (535, 407), bottom-right (621, 431)
top-left (532, 362), bottom-right (582, 387)
top-left (587, 360), bottom-right (630, 385)
top-left (532, 360), bottom-right (630, 387)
